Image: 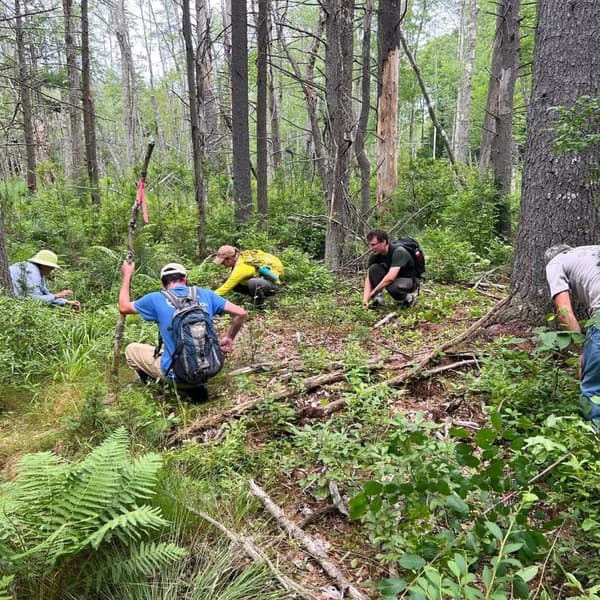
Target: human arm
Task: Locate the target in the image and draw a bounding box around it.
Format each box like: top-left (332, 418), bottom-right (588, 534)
top-left (553, 291), bottom-right (580, 332)
top-left (118, 261), bottom-right (139, 315)
top-left (215, 262), bottom-right (256, 296)
top-left (219, 301), bottom-right (247, 354)
top-left (369, 266), bottom-right (401, 298)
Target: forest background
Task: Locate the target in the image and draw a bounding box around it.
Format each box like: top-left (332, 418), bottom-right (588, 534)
top-left (0, 0), bottom-right (599, 598)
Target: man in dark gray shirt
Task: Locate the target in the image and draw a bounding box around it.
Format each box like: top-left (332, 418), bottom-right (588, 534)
top-left (545, 244), bottom-right (600, 426)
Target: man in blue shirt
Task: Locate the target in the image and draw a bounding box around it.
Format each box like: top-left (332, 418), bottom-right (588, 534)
top-left (118, 261), bottom-right (246, 384)
top-left (10, 249), bottom-right (79, 309)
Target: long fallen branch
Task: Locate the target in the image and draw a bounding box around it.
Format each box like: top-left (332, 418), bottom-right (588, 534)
top-left (249, 480), bottom-right (369, 600)
top-left (166, 354), bottom-right (407, 446)
top-left (172, 496), bottom-right (317, 600)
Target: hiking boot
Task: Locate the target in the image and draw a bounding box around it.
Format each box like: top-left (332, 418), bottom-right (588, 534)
top-left (185, 386), bottom-right (208, 404)
top-left (397, 293), bottom-right (416, 309)
top-left (368, 293), bottom-right (385, 310)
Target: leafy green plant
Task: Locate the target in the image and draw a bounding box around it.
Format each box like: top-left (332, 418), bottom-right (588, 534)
top-left (0, 427), bottom-right (186, 597)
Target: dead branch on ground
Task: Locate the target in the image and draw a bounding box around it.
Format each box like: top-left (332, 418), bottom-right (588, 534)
top-left (249, 480), bottom-right (369, 600)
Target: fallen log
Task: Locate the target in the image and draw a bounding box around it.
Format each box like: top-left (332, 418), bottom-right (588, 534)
top-left (249, 480), bottom-right (369, 600)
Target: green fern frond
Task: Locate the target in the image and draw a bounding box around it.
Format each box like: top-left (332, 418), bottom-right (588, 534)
top-left (0, 575), bottom-right (15, 600)
top-left (83, 505), bottom-right (168, 550)
top-left (120, 453), bottom-right (163, 502)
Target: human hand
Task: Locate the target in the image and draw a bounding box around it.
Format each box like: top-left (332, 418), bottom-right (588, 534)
top-left (121, 261), bottom-right (135, 277)
top-left (55, 289), bottom-right (74, 299)
top-left (220, 335), bottom-right (235, 354)
top-left (67, 300), bottom-right (80, 311)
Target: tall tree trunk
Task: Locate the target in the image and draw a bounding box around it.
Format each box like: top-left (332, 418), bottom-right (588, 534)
top-left (231, 0), bottom-right (252, 223)
top-left (452, 0), bottom-right (479, 163)
top-left (62, 0), bottom-right (84, 182)
top-left (139, 0), bottom-right (166, 154)
top-left (256, 0), bottom-right (268, 218)
top-left (355, 0), bottom-right (373, 223)
top-left (479, 0), bottom-right (520, 240)
top-left (324, 0), bottom-right (355, 270)
top-left (276, 8), bottom-right (328, 194)
top-left (507, 0), bottom-right (600, 324)
top-left (81, 0), bottom-right (100, 206)
top-left (267, 0), bottom-right (282, 171)
top-left (376, 0), bottom-right (405, 211)
top-left (15, 0), bottom-right (36, 192)
top-left (182, 0), bottom-right (206, 256)
top-left (114, 0), bottom-right (139, 170)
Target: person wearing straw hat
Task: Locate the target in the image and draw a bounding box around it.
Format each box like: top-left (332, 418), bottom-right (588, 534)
top-left (9, 249), bottom-right (79, 309)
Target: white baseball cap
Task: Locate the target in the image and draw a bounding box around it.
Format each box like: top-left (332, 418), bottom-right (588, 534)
top-left (160, 262), bottom-right (187, 278)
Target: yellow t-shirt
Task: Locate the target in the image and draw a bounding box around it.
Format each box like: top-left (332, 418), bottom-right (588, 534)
top-left (215, 250), bottom-right (283, 296)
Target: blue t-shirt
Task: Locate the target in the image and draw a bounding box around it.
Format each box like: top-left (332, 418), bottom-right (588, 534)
top-left (133, 285), bottom-right (226, 377)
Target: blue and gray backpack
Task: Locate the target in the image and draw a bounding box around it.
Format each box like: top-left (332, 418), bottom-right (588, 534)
top-left (160, 287), bottom-right (225, 385)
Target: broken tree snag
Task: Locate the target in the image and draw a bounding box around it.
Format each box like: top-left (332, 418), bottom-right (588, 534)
top-left (249, 480), bottom-right (369, 600)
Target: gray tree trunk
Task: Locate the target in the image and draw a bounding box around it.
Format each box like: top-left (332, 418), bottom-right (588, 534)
top-left (81, 0), bottom-right (100, 205)
top-left (113, 0), bottom-right (139, 169)
top-left (230, 0), bottom-right (252, 222)
top-left (376, 0), bottom-right (405, 211)
top-left (355, 0), bottom-right (373, 223)
top-left (0, 203), bottom-right (12, 296)
top-left (452, 0), bottom-right (478, 163)
top-left (62, 0), bottom-right (85, 181)
top-left (267, 0), bottom-right (282, 171)
top-left (479, 0), bottom-right (520, 240)
top-left (182, 0), bottom-right (206, 256)
top-left (508, 0), bottom-right (600, 324)
top-left (256, 0), bottom-right (268, 218)
top-left (324, 0), bottom-right (355, 270)
top-left (15, 0), bottom-right (36, 192)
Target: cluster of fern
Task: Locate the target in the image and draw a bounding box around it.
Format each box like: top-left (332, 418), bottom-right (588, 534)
top-left (0, 427), bottom-right (186, 598)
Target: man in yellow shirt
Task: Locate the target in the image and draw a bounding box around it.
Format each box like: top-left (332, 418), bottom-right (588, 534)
top-left (213, 245), bottom-right (283, 308)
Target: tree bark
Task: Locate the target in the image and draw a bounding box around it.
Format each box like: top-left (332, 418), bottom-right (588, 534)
top-left (81, 0), bottom-right (100, 206)
top-left (267, 0), bottom-right (282, 171)
top-left (355, 0), bottom-right (373, 223)
top-left (324, 0), bottom-right (355, 270)
top-left (62, 0), bottom-right (85, 182)
top-left (452, 0), bottom-right (479, 163)
top-left (479, 0), bottom-right (520, 241)
top-left (15, 0), bottom-right (36, 192)
top-left (231, 0), bottom-right (252, 223)
top-left (256, 0), bottom-right (268, 219)
top-left (375, 0), bottom-right (406, 211)
top-left (507, 0), bottom-right (600, 324)
top-left (182, 0), bottom-right (206, 256)
top-left (0, 203), bottom-right (12, 296)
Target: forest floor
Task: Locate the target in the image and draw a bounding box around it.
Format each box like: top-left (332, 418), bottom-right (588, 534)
top-left (0, 276), bottom-right (544, 599)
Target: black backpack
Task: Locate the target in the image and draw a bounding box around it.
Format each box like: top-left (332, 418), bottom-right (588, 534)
top-left (160, 287), bottom-right (225, 385)
top-left (392, 238), bottom-right (426, 278)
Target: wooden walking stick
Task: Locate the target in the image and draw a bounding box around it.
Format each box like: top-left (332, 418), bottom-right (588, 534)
top-left (110, 142), bottom-right (155, 380)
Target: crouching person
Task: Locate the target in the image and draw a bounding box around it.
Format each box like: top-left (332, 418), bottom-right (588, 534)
top-left (118, 261), bottom-right (246, 396)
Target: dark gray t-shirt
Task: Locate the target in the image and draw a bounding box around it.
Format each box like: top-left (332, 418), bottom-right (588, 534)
top-left (546, 246), bottom-right (600, 317)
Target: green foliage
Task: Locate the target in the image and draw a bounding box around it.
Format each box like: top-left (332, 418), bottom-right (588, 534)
top-left (0, 427), bottom-right (186, 597)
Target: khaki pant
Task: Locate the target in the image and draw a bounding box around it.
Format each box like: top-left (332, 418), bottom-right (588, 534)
top-left (125, 343), bottom-right (165, 381)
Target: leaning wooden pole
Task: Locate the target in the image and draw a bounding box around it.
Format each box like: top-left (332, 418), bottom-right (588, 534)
top-left (110, 142), bottom-right (155, 381)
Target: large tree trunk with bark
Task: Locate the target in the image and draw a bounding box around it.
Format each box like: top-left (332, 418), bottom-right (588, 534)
top-left (230, 0), bottom-right (252, 223)
top-left (256, 0), bottom-right (268, 219)
top-left (355, 0), bottom-right (373, 223)
top-left (324, 0), bottom-right (355, 270)
top-left (62, 0), bottom-right (85, 182)
top-left (479, 0), bottom-right (520, 240)
top-left (15, 0), bottom-right (36, 192)
top-left (81, 0), bottom-right (100, 206)
top-left (182, 0), bottom-right (206, 256)
top-left (375, 0), bottom-right (405, 211)
top-left (507, 0), bottom-right (600, 324)
top-left (452, 0), bottom-right (479, 163)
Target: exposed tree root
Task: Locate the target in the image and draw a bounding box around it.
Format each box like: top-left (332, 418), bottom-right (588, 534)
top-left (249, 479), bottom-right (369, 600)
